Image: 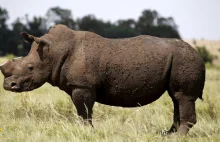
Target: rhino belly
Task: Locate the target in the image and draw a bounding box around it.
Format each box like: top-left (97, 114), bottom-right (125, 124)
top-left (95, 76), bottom-right (167, 107)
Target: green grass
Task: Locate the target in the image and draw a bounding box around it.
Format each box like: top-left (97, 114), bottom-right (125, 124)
top-left (0, 58), bottom-right (220, 142)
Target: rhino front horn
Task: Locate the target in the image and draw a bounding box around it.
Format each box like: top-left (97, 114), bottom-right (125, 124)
top-left (0, 60), bottom-right (14, 77)
top-left (0, 61), bottom-right (8, 70)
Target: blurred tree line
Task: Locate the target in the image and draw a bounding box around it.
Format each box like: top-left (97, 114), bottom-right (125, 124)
top-left (0, 6), bottom-right (181, 56)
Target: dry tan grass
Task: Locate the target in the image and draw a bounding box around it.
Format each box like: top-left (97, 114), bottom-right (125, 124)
top-left (184, 39), bottom-right (220, 65)
top-left (0, 57), bottom-right (220, 141)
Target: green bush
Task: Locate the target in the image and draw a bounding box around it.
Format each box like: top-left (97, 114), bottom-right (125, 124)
top-left (4, 54), bottom-right (15, 60)
top-left (196, 46), bottom-right (215, 64)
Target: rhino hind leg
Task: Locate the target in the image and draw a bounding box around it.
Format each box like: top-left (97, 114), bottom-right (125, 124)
top-left (71, 88), bottom-right (96, 126)
top-left (164, 91), bottom-right (197, 135)
top-left (176, 94), bottom-right (197, 135)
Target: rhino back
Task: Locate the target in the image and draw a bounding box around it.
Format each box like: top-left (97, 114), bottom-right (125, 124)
top-left (88, 35), bottom-right (174, 107)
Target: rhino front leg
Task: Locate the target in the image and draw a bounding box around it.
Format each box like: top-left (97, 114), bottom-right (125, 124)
top-left (163, 91), bottom-right (197, 135)
top-left (71, 88), bottom-right (96, 125)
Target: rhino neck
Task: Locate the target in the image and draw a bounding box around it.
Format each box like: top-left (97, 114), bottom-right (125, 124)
top-left (47, 52), bottom-right (69, 87)
top-left (45, 26), bottom-right (77, 87)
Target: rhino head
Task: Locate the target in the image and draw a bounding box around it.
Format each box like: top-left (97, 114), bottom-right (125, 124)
top-left (0, 32), bottom-right (52, 92)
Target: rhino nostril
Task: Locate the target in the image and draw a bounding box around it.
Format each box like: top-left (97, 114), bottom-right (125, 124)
top-left (11, 82), bottom-right (17, 87)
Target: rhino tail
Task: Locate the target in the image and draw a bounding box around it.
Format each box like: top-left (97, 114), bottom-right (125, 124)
top-left (199, 90), bottom-right (204, 101)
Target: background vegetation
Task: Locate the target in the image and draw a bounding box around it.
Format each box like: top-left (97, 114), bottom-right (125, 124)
top-left (0, 6), bottom-right (180, 56)
top-left (196, 46), bottom-right (216, 64)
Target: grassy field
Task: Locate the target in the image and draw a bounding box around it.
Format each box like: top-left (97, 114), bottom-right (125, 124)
top-left (0, 57), bottom-right (220, 142)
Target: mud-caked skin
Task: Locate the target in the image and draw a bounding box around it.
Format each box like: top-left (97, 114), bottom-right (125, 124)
top-left (0, 24), bottom-right (205, 135)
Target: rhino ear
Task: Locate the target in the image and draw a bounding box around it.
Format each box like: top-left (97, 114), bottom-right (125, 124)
top-left (21, 32), bottom-right (51, 47)
top-left (20, 32), bottom-right (35, 43)
top-left (34, 37), bottom-right (51, 47)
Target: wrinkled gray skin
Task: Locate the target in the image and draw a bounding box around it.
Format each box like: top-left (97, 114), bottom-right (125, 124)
top-left (0, 24), bottom-right (205, 135)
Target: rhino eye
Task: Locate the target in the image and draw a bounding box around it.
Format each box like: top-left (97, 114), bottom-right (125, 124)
top-left (28, 64), bottom-right (34, 71)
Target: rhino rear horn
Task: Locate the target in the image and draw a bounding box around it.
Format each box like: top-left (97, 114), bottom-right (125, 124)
top-left (12, 57), bottom-right (23, 62)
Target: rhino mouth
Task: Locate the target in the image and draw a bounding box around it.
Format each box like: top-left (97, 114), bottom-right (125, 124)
top-left (3, 77), bottom-right (34, 93)
top-left (4, 85), bottom-right (22, 92)
top-left (3, 81), bottom-right (23, 92)
top-left (4, 84), bottom-right (34, 93)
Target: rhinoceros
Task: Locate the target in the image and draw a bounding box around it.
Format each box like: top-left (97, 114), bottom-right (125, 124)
top-left (0, 24), bottom-right (205, 135)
